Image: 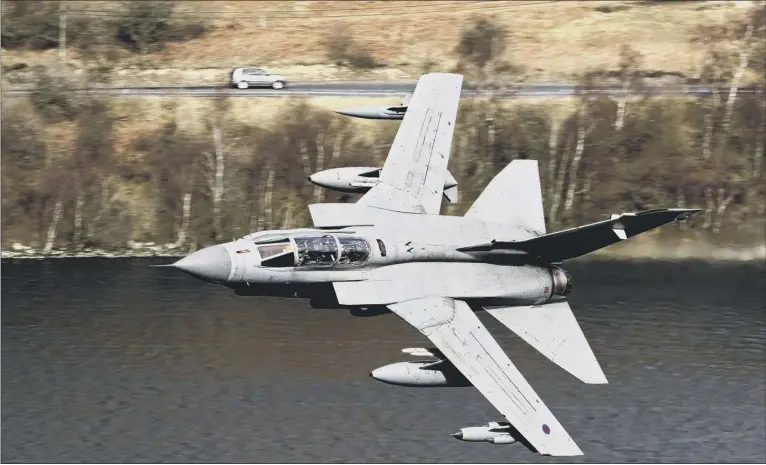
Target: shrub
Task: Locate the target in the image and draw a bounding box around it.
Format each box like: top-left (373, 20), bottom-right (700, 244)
top-left (322, 23), bottom-right (381, 70)
top-left (456, 16), bottom-right (507, 73)
top-left (29, 68), bottom-right (82, 122)
top-left (115, 0), bottom-right (205, 53)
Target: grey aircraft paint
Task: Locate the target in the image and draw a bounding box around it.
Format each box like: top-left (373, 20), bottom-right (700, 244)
top-left (161, 73), bottom-right (700, 457)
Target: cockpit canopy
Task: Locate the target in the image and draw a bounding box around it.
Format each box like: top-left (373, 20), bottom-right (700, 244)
top-left (254, 234), bottom-right (371, 268)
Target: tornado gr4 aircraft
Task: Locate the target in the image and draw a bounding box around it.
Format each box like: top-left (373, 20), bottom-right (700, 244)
top-left (335, 93), bottom-right (411, 120)
top-left (163, 73), bottom-right (699, 456)
top-left (308, 166), bottom-right (458, 202)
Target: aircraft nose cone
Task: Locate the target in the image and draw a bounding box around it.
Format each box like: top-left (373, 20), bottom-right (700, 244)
top-left (452, 431), bottom-right (463, 440)
top-left (172, 245), bottom-right (232, 282)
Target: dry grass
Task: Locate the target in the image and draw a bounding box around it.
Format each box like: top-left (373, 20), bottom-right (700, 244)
top-left (2, 1), bottom-right (759, 86)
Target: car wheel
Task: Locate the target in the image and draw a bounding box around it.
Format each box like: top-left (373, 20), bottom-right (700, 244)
top-left (272, 81), bottom-right (285, 89)
top-left (237, 81), bottom-right (249, 89)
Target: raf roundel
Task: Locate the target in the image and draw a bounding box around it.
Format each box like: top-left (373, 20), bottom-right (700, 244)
top-left (542, 424), bottom-right (551, 435)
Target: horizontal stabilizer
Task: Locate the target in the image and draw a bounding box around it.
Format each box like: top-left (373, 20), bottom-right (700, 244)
top-left (485, 302), bottom-right (607, 384)
top-left (458, 208), bottom-right (701, 261)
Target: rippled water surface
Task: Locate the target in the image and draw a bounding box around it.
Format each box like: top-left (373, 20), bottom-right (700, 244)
top-left (2, 258), bottom-right (765, 463)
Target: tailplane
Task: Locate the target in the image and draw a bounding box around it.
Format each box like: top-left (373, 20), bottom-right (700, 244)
top-left (484, 301), bottom-right (607, 384)
top-left (464, 160), bottom-right (546, 234)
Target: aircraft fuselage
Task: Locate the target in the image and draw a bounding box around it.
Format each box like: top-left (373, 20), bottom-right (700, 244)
top-left (171, 223), bottom-right (571, 308)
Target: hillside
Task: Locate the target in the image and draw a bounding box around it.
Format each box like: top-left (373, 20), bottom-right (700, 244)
top-left (2, 1), bottom-right (762, 87)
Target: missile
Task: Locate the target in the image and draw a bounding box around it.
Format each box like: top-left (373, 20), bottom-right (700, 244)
top-left (308, 166), bottom-right (459, 202)
top-left (452, 422), bottom-right (518, 445)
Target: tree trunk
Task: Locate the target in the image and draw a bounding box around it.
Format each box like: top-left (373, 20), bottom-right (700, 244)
top-left (43, 199), bottom-right (63, 254)
top-left (677, 187), bottom-right (688, 230)
top-left (299, 139), bottom-right (313, 180)
top-left (702, 89), bottom-right (719, 161)
top-left (313, 130), bottom-right (326, 203)
top-left (86, 179), bottom-right (110, 241)
top-left (615, 82), bottom-right (629, 131)
top-left (73, 191), bottom-right (83, 248)
top-left (263, 168), bottom-right (275, 228)
top-left (702, 187), bottom-right (715, 229)
top-left (471, 126), bottom-right (489, 183)
top-left (547, 119), bottom-right (559, 205)
top-left (58, 2), bottom-right (67, 61)
top-left (251, 169), bottom-right (266, 231)
top-left (712, 187), bottom-right (736, 234)
top-left (615, 98), bottom-right (628, 131)
top-left (549, 137), bottom-right (573, 227)
top-left (211, 120), bottom-right (225, 241)
top-left (487, 118), bottom-right (496, 161)
top-left (582, 173), bottom-right (593, 207)
top-left (564, 119), bottom-right (587, 213)
top-left (723, 19), bottom-right (754, 136)
top-left (330, 132), bottom-right (343, 166)
top-left (281, 202), bottom-right (295, 229)
top-left (174, 192), bottom-right (192, 248)
top-left (753, 129), bottom-right (764, 178)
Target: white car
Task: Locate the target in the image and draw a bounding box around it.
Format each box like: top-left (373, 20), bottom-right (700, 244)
top-left (230, 67), bottom-right (287, 89)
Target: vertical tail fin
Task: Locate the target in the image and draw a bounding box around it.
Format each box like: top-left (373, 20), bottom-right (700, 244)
top-left (464, 160), bottom-right (546, 233)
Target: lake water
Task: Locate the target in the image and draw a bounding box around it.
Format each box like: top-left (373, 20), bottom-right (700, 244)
top-left (2, 258), bottom-right (764, 463)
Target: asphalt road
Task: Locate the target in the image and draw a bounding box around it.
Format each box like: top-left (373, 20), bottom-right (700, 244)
top-left (2, 81), bottom-right (758, 98)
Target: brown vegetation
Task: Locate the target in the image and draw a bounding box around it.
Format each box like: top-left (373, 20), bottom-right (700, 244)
top-left (2, 85), bottom-right (764, 254)
top-left (2, 1), bottom-right (763, 85)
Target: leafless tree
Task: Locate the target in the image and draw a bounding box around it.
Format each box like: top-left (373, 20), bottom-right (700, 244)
top-left (615, 44), bottom-right (645, 131)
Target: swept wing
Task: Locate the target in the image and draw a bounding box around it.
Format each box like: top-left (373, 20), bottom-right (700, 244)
top-left (358, 73), bottom-right (463, 214)
top-left (457, 208), bottom-right (701, 261)
top-left (387, 297), bottom-right (584, 456)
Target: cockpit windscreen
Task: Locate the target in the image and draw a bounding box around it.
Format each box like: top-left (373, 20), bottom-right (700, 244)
top-left (294, 235), bottom-right (338, 267)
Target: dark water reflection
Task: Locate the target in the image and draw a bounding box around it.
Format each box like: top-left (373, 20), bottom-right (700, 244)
top-left (2, 258), bottom-right (765, 463)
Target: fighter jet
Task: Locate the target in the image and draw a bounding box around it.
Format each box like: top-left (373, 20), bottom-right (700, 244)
top-left (335, 93), bottom-right (411, 120)
top-left (308, 166), bottom-right (458, 203)
top-left (163, 73), bottom-right (699, 456)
